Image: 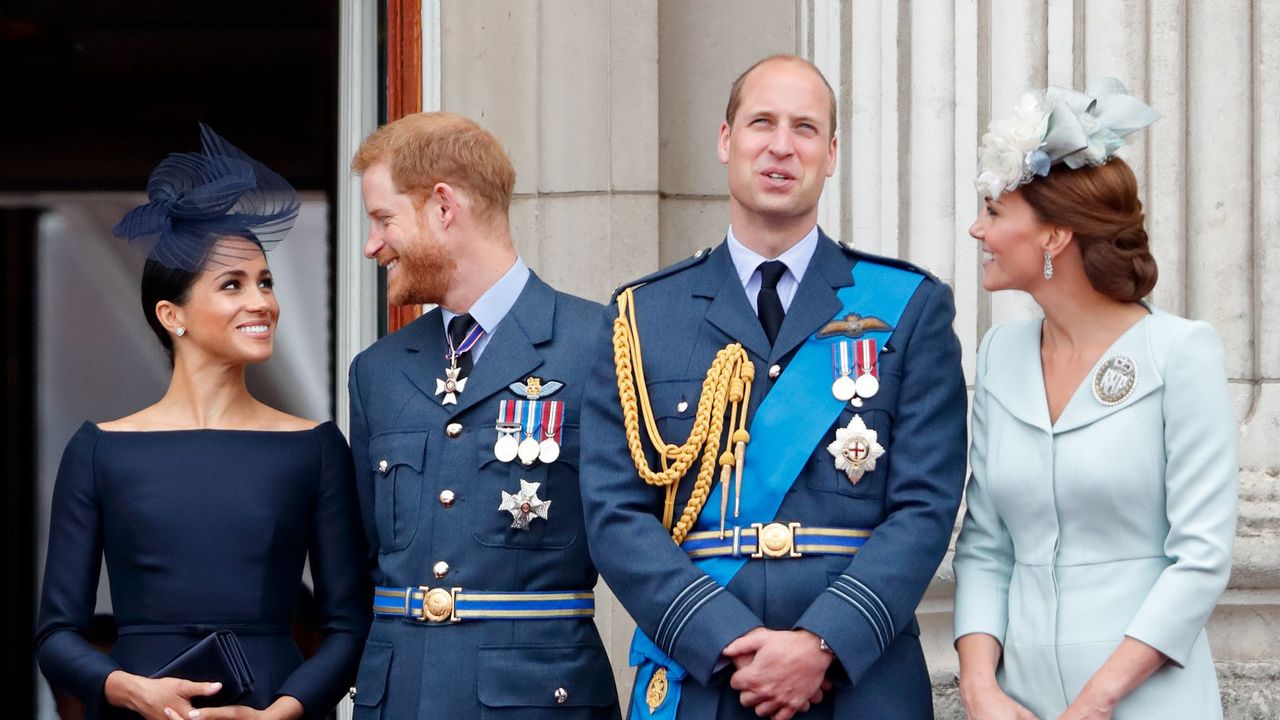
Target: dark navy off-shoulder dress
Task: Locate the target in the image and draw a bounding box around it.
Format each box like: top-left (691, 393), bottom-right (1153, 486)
top-left (36, 421), bottom-right (370, 719)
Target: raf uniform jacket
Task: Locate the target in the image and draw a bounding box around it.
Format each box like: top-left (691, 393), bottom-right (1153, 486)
top-left (347, 272), bottom-right (621, 719)
top-left (580, 233), bottom-right (968, 719)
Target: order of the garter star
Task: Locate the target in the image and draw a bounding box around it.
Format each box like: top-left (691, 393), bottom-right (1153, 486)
top-left (827, 414), bottom-right (885, 484)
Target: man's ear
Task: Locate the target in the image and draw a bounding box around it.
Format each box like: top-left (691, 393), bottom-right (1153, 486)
top-left (717, 121), bottom-right (732, 165)
top-left (431, 182), bottom-right (466, 230)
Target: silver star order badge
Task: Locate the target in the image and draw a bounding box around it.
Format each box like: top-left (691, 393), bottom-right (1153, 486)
top-left (498, 478), bottom-right (551, 530)
top-left (435, 365), bottom-right (467, 405)
top-left (827, 414), bottom-right (885, 484)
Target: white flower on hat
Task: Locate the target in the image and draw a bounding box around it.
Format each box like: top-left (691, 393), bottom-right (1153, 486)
top-left (975, 79), bottom-right (1161, 200)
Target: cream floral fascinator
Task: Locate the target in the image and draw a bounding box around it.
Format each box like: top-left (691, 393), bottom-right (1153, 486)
top-left (976, 78), bottom-right (1161, 200)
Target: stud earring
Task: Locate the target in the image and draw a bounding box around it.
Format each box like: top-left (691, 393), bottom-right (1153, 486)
top-left (176, 327), bottom-right (186, 337)
top-left (1043, 252), bottom-right (1054, 280)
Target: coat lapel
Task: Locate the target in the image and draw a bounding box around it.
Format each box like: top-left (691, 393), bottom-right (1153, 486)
top-left (1051, 314), bottom-right (1162, 434)
top-left (399, 311), bottom-right (452, 408)
top-left (983, 319), bottom-right (1053, 433)
top-left (769, 233), bottom-right (852, 363)
top-left (983, 313), bottom-right (1163, 435)
top-left (696, 242), bottom-right (773, 362)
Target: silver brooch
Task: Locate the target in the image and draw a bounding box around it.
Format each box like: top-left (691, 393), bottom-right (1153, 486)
top-left (1093, 355), bottom-right (1137, 406)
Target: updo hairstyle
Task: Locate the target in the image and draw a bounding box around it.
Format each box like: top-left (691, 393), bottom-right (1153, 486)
top-left (1019, 157), bottom-right (1158, 302)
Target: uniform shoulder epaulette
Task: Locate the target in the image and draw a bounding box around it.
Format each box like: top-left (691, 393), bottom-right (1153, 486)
top-left (610, 247), bottom-right (713, 301)
top-left (837, 241), bottom-right (940, 283)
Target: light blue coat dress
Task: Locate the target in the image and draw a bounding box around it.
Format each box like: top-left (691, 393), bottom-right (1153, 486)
top-left (953, 308), bottom-right (1236, 719)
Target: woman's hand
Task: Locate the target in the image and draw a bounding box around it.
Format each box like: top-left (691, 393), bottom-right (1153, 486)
top-left (179, 696), bottom-right (305, 720)
top-left (959, 674), bottom-right (1039, 720)
top-left (103, 671), bottom-right (222, 720)
top-left (1055, 693), bottom-right (1113, 720)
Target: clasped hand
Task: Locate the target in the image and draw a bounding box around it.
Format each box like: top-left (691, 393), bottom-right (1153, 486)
top-left (723, 628), bottom-right (834, 720)
top-left (104, 671), bottom-right (303, 720)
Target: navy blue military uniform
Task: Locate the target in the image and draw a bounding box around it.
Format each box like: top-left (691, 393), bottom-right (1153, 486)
top-left (580, 233), bottom-right (967, 718)
top-left (347, 272), bottom-right (621, 719)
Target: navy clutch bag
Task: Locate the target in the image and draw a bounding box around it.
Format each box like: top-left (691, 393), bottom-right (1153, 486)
top-left (149, 630), bottom-right (255, 706)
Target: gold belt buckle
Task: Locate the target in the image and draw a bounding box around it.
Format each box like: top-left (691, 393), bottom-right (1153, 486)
top-left (750, 522), bottom-right (802, 559)
top-left (416, 586), bottom-right (461, 623)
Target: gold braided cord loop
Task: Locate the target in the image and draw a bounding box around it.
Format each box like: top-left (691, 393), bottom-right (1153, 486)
top-left (613, 288), bottom-right (753, 545)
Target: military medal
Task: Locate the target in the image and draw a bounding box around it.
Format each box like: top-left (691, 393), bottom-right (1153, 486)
top-left (494, 401), bottom-right (521, 462)
top-left (831, 342), bottom-right (857, 401)
top-left (852, 338), bottom-right (880, 405)
top-left (538, 400), bottom-right (563, 464)
top-left (498, 478), bottom-right (551, 530)
top-left (827, 414), bottom-right (884, 484)
top-left (1093, 354), bottom-right (1137, 406)
top-left (435, 366), bottom-right (467, 406)
top-left (517, 399), bottom-right (542, 465)
top-left (831, 339), bottom-right (880, 407)
top-left (436, 321), bottom-right (485, 405)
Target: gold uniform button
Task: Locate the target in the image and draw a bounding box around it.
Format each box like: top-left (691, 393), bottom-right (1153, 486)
top-left (768, 364), bottom-right (781, 380)
top-left (554, 687), bottom-right (568, 704)
top-left (446, 422), bottom-right (463, 438)
top-left (439, 489), bottom-right (456, 507)
top-left (377, 459), bottom-right (389, 474)
top-left (433, 561), bottom-right (450, 578)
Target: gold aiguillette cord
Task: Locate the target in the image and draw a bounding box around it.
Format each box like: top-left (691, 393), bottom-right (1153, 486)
top-left (613, 287), bottom-right (754, 544)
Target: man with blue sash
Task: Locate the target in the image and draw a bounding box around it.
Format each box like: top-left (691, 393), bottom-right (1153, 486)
top-left (580, 55), bottom-right (967, 719)
top-left (346, 113), bottom-right (620, 718)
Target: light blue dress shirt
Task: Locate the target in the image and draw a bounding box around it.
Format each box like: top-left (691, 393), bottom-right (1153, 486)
top-left (725, 225), bottom-right (819, 314)
top-left (441, 257), bottom-right (530, 362)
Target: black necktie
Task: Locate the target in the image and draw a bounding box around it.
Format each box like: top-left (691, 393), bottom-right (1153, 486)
top-left (756, 260), bottom-right (787, 346)
top-left (447, 313), bottom-right (476, 378)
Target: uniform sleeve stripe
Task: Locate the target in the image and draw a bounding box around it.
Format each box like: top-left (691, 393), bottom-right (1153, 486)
top-left (831, 579), bottom-right (890, 649)
top-left (656, 576), bottom-right (715, 650)
top-left (666, 586), bottom-right (724, 653)
top-left (839, 575), bottom-right (893, 633)
top-left (659, 579), bottom-right (718, 651)
top-left (825, 587), bottom-right (886, 652)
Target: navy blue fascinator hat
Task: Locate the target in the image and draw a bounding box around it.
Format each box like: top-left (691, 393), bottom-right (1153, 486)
top-left (112, 123), bottom-right (301, 271)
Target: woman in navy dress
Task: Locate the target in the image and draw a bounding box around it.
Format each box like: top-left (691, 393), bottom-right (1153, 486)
top-left (36, 125), bottom-right (369, 720)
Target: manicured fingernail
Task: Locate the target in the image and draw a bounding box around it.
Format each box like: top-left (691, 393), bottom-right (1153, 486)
top-left (189, 711), bottom-right (202, 719)
top-left (210, 682), bottom-right (222, 689)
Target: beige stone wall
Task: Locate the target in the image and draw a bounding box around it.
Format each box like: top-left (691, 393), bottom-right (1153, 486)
top-left (436, 1), bottom-right (1279, 715)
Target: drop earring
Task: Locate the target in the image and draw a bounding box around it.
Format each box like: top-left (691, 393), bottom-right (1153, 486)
top-left (1043, 252), bottom-right (1054, 280)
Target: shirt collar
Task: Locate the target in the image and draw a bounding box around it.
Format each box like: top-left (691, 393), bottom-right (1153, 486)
top-left (725, 225), bottom-right (819, 289)
top-left (441, 257), bottom-right (530, 335)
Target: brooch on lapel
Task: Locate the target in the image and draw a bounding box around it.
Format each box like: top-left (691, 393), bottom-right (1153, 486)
top-left (498, 478), bottom-right (551, 530)
top-left (1093, 355), bottom-right (1137, 406)
top-left (827, 414), bottom-right (884, 484)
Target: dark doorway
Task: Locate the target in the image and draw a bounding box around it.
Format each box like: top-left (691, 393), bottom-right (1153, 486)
top-left (1, 2), bottom-right (339, 716)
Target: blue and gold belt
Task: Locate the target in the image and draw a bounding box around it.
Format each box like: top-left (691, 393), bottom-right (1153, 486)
top-left (680, 522), bottom-right (872, 560)
top-left (372, 586), bottom-right (594, 623)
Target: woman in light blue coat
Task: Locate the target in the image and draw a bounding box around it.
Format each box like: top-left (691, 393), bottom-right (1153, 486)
top-left (953, 81), bottom-right (1237, 720)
